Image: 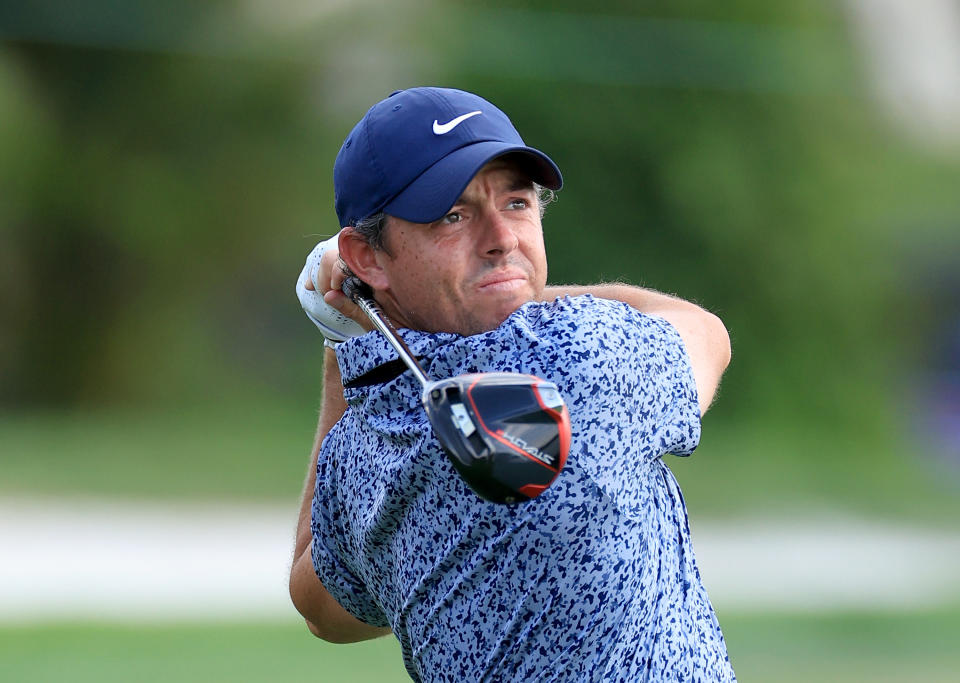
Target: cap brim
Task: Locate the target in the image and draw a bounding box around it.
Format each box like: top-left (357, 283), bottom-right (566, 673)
top-left (384, 142), bottom-right (562, 224)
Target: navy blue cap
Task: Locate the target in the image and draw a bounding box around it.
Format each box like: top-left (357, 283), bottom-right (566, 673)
top-left (333, 87), bottom-right (563, 227)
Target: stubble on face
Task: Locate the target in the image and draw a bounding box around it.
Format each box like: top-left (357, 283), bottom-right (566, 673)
top-left (373, 162), bottom-right (548, 336)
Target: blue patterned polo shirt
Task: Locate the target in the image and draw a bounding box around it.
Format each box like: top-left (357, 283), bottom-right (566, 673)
top-left (312, 295), bottom-right (736, 681)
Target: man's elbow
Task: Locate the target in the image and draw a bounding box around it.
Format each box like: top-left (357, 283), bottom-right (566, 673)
top-left (304, 618), bottom-right (326, 639)
top-left (289, 569), bottom-right (387, 644)
top-left (706, 310), bottom-right (732, 373)
top-left (301, 615), bottom-right (391, 643)
top-left (292, 598), bottom-right (349, 643)
top-left (289, 564), bottom-right (334, 641)
top-left (690, 310), bottom-right (731, 415)
top-left (302, 617), bottom-right (355, 643)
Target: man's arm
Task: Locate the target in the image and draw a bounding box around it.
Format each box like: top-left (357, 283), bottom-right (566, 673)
top-left (544, 285), bottom-right (731, 415)
top-left (289, 348), bottom-right (392, 643)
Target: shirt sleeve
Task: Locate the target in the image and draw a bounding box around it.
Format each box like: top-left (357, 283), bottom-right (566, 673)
top-left (310, 437), bottom-right (390, 628)
top-left (517, 295), bottom-right (702, 511)
top-left (621, 307), bottom-right (702, 457)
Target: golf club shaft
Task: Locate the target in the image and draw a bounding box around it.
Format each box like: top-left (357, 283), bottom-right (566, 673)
top-left (342, 277), bottom-right (431, 387)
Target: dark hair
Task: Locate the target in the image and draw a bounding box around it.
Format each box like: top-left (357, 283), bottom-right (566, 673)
top-left (351, 211), bottom-right (390, 251)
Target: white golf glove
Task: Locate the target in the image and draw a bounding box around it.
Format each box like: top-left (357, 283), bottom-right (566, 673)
top-left (296, 233), bottom-right (365, 345)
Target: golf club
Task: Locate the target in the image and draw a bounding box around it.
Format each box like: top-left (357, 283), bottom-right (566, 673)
top-left (342, 276), bottom-right (571, 504)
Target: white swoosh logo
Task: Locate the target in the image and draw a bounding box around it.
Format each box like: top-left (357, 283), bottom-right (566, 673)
top-left (432, 110), bottom-right (482, 135)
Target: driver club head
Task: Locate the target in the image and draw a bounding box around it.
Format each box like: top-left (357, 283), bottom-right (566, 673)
top-left (423, 372), bottom-right (571, 504)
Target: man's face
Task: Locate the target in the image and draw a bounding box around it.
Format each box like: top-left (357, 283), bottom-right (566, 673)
top-left (373, 160), bottom-right (548, 336)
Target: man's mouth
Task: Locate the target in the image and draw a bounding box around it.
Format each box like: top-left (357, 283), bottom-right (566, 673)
top-left (475, 271), bottom-right (528, 292)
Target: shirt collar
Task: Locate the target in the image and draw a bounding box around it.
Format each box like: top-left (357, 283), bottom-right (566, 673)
top-left (335, 326), bottom-right (461, 387)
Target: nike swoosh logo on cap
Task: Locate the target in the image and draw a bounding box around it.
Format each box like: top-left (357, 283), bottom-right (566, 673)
top-left (432, 110), bottom-right (482, 135)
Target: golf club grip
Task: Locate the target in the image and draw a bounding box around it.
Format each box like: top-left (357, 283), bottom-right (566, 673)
top-left (341, 275), bottom-right (432, 386)
top-left (342, 276), bottom-right (373, 303)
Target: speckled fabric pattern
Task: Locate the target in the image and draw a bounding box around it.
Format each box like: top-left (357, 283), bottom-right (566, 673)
top-left (312, 295), bottom-right (736, 681)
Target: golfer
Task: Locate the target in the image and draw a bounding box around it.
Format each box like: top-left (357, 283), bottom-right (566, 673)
top-left (290, 87), bottom-right (735, 681)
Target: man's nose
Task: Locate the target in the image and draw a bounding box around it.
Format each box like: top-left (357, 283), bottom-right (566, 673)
top-left (480, 210), bottom-right (519, 256)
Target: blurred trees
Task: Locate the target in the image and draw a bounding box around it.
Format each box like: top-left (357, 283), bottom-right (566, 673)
top-left (1, 5), bottom-right (338, 406)
top-left (2, 0), bottom-right (958, 438)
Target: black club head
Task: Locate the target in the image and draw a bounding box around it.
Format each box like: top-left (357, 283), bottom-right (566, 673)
top-left (422, 373), bottom-right (571, 504)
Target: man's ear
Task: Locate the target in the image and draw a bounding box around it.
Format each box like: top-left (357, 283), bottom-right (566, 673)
top-left (338, 227), bottom-right (389, 290)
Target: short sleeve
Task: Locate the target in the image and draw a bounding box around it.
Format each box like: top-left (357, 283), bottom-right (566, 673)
top-left (517, 296), bottom-right (702, 513)
top-left (623, 309), bottom-right (702, 457)
top-left (310, 444), bottom-right (390, 627)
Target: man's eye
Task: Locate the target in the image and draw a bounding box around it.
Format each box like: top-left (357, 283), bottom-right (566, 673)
top-left (508, 199), bottom-right (528, 210)
top-left (441, 212), bottom-right (462, 224)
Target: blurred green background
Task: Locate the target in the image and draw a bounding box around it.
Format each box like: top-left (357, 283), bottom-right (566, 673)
top-left (2, 0), bottom-right (959, 681)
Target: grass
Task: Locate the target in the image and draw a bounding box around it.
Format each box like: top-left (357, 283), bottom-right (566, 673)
top-left (1, 610), bottom-right (958, 682)
top-left (721, 609), bottom-right (960, 682)
top-left (0, 621), bottom-right (409, 683)
top-left (670, 416), bottom-right (960, 525)
top-left (0, 401), bottom-right (317, 502)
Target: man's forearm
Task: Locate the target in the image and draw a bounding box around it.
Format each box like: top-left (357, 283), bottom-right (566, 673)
top-left (292, 347), bottom-right (347, 561)
top-left (289, 348), bottom-right (391, 642)
top-left (544, 283), bottom-right (684, 312)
